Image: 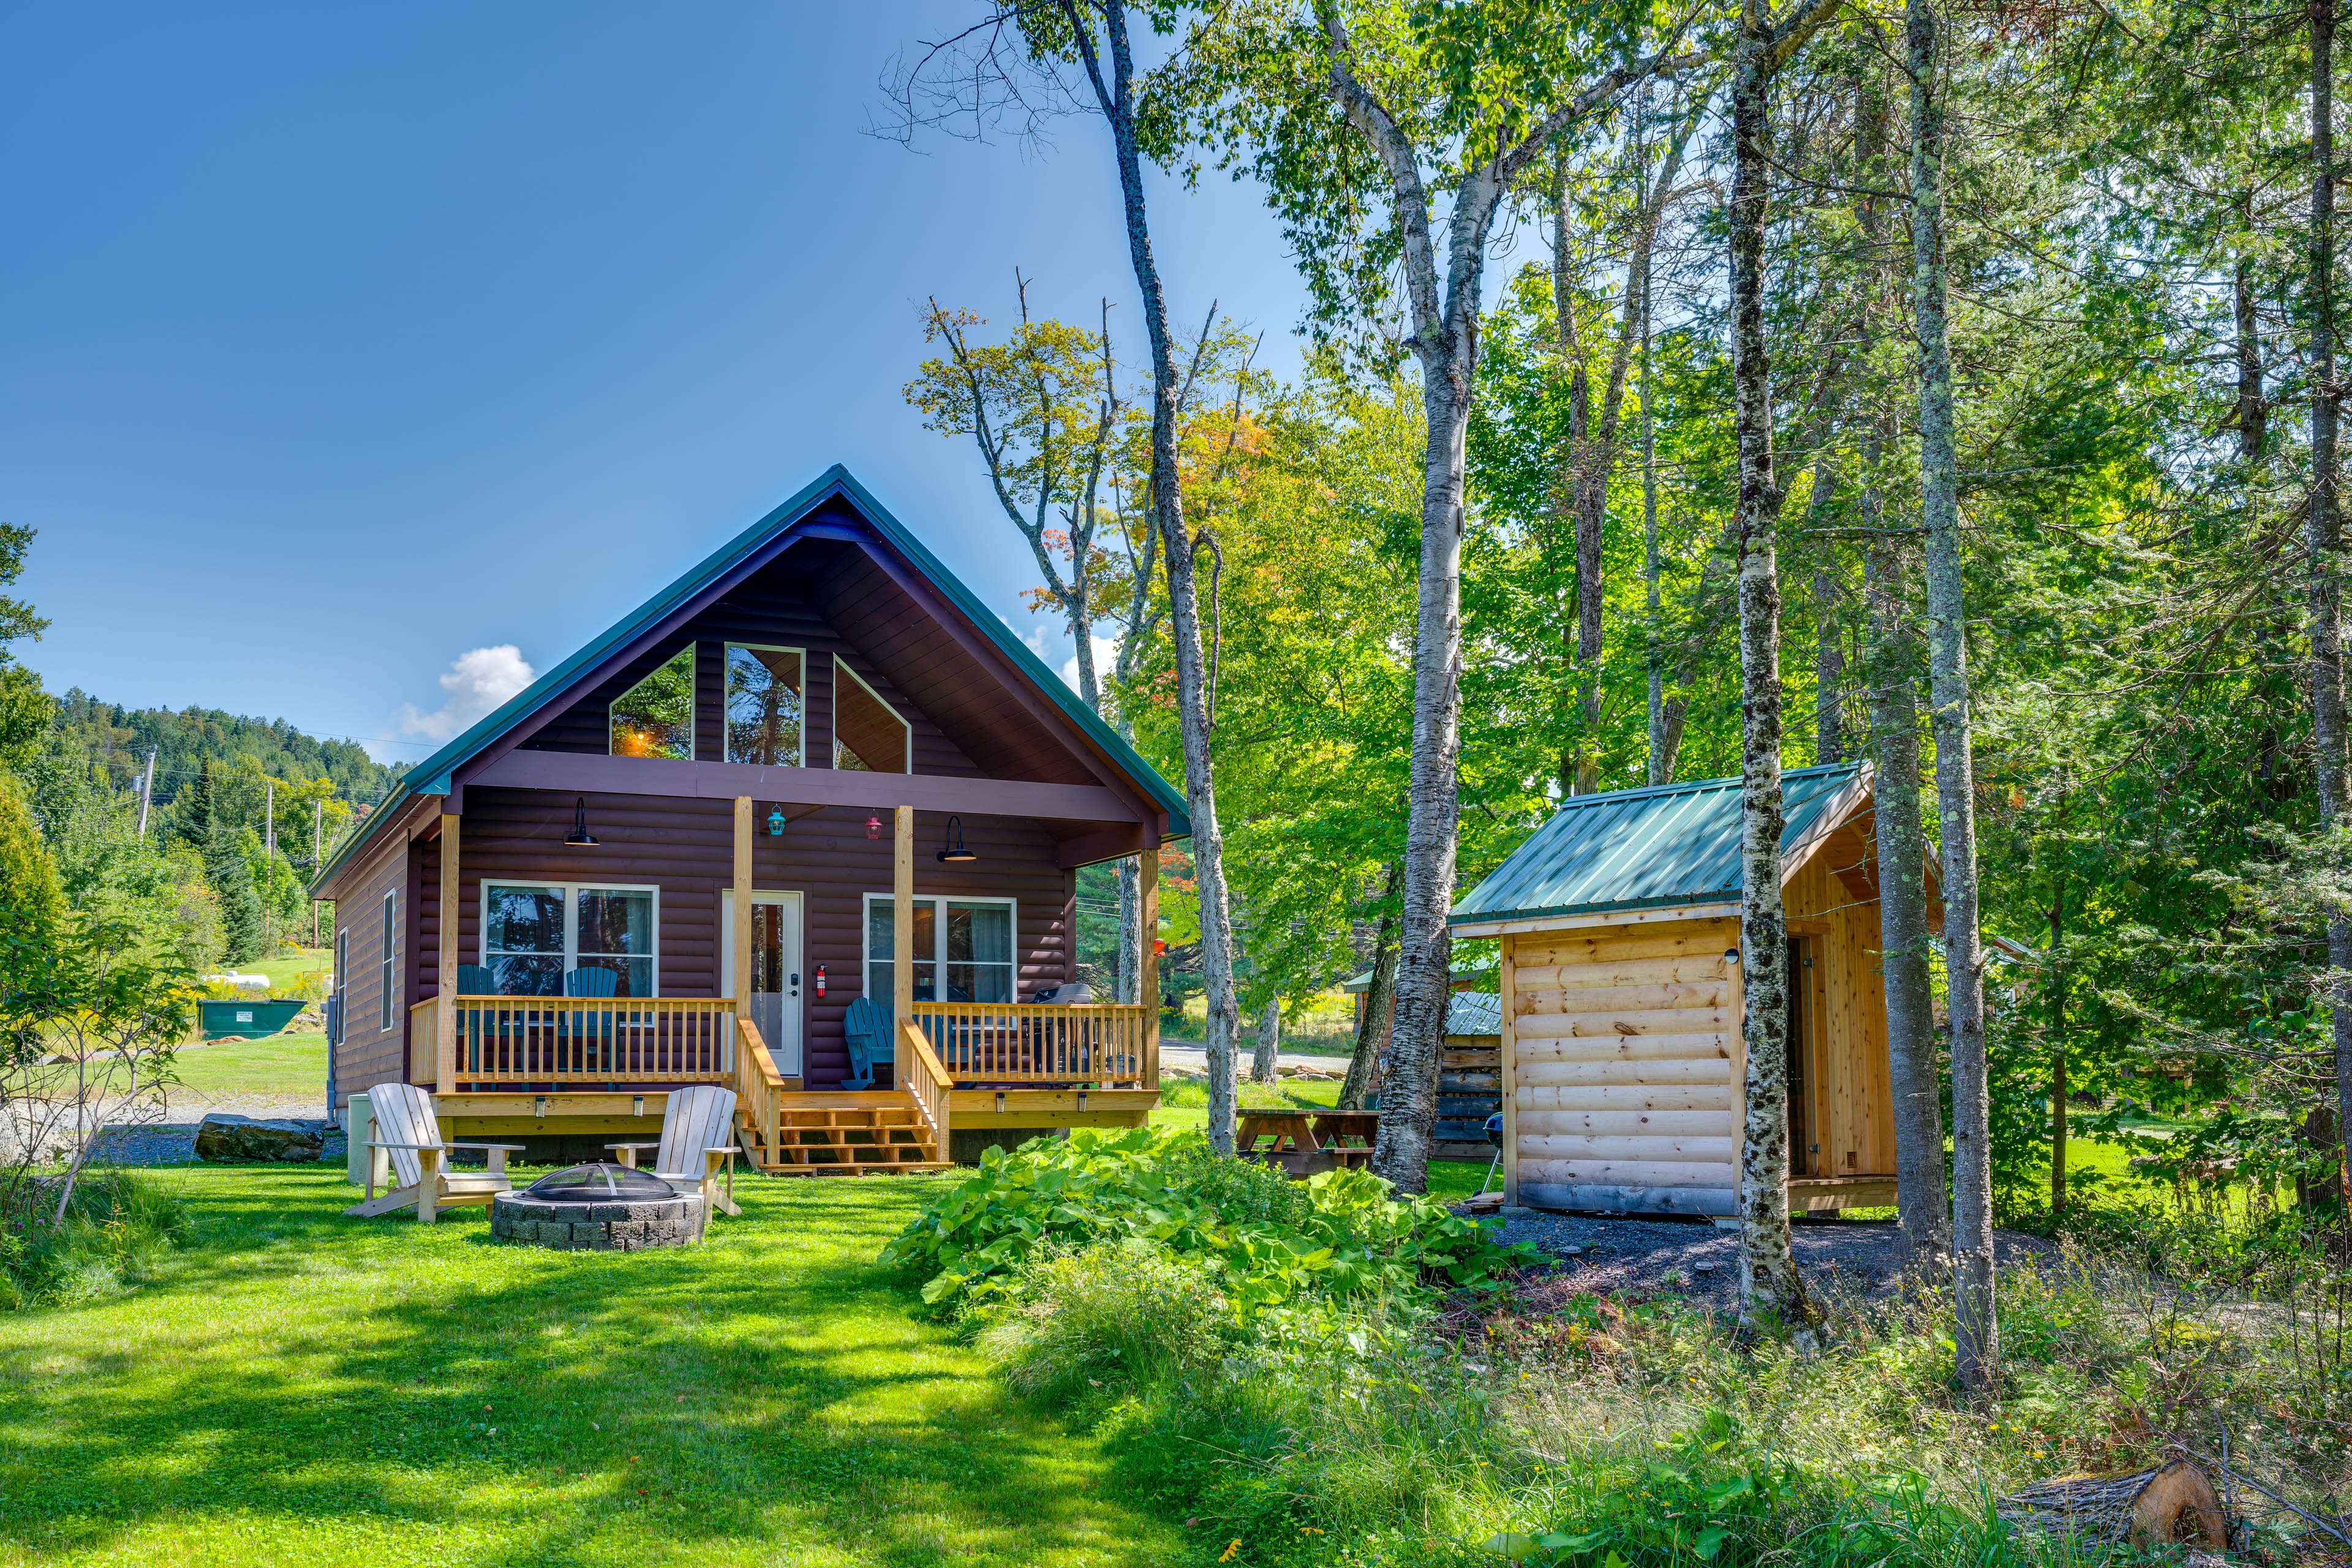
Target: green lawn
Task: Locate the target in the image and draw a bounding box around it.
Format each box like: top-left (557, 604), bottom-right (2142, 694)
top-left (170, 1031), bottom-right (328, 1101)
top-left (0, 1167), bottom-right (1186, 1568)
top-left (1148, 1078), bottom-right (1494, 1201)
top-left (251, 949), bottom-right (333, 986)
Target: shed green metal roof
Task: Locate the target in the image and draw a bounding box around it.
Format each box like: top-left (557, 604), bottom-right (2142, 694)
top-left (1449, 761), bottom-right (1866, 929)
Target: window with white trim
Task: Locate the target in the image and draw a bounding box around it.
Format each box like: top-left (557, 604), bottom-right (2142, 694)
top-left (726, 643), bottom-right (805, 766)
top-left (833, 661), bottom-right (910, 773)
top-left (863, 894), bottom-right (1016, 1005)
top-left (481, 881), bottom-right (660, 998)
top-left (335, 924), bottom-right (349, 1044)
top-left (610, 646), bottom-right (695, 760)
top-left (377, 891), bottom-right (398, 1030)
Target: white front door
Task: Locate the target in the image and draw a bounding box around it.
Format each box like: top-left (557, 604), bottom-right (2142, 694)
top-left (722, 890), bottom-right (804, 1077)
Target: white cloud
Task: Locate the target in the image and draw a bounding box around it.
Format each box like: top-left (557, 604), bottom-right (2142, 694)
top-left (395, 645), bottom-right (535, 745)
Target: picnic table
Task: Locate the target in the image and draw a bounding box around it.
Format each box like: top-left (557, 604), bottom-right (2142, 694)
top-left (1236, 1107), bottom-right (1381, 1176)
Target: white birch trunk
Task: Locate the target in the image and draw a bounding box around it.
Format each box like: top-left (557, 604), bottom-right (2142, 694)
top-left (1252, 995), bottom-right (1280, 1084)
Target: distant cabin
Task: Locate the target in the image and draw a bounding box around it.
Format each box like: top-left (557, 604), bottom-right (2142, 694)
top-left (1449, 761), bottom-right (1924, 1217)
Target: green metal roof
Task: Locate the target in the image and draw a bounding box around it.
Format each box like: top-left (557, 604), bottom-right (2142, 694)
top-left (312, 464), bottom-right (1190, 894)
top-left (1449, 761), bottom-right (1866, 928)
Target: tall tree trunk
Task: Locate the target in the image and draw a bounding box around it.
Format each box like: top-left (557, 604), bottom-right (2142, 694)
top-left (1555, 154), bottom-right (1603, 797)
top-left (1252, 994), bottom-right (1280, 1084)
top-left (2049, 884), bottom-right (2067, 1213)
top-left (1856, 63), bottom-right (1948, 1273)
top-left (1729, 4), bottom-right (1815, 1335)
top-left (1811, 457), bottom-right (1845, 765)
top-left (2311, 0), bottom-right (2352, 1195)
top-left (1068, 1), bottom-right (1241, 1153)
top-left (2237, 248), bottom-right (2268, 463)
top-left (1118, 856), bottom-right (1140, 1005)
top-left (1341, 867), bottom-right (1401, 1111)
top-left (1910, 0), bottom-right (1996, 1391)
top-left (1644, 225), bottom-right (1668, 786)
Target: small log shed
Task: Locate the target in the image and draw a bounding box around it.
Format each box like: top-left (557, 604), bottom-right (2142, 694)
top-left (1449, 761), bottom-right (1929, 1216)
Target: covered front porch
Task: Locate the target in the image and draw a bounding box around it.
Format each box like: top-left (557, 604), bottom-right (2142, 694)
top-left (407, 796), bottom-right (1164, 1173)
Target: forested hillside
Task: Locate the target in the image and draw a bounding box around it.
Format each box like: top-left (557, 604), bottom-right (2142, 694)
top-left (50, 690), bottom-right (400, 813)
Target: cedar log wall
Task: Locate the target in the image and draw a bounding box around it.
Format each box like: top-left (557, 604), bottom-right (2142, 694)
top-left (379, 565), bottom-right (1080, 1098)
top-left (1505, 827), bottom-right (1895, 1213)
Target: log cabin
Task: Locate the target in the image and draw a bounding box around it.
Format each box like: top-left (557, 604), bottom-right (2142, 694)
top-left (312, 464), bottom-right (1186, 1172)
top-left (1449, 761), bottom-right (1921, 1217)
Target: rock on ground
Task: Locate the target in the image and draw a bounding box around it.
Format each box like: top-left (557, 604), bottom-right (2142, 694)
top-left (194, 1112), bottom-right (326, 1163)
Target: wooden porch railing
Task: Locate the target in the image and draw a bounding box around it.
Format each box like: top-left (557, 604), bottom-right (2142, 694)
top-left (905, 1001), bottom-right (1156, 1087)
top-left (410, 995), bottom-right (440, 1085)
top-left (414, 996), bottom-right (736, 1087)
top-left (735, 1016), bottom-right (786, 1170)
top-left (897, 1019), bottom-right (951, 1151)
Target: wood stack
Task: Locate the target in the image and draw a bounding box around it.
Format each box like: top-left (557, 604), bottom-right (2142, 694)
top-left (1998, 1460), bottom-right (2227, 1551)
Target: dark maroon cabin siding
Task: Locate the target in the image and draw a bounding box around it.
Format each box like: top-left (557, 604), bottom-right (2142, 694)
top-left (415, 789), bottom-right (1074, 1089)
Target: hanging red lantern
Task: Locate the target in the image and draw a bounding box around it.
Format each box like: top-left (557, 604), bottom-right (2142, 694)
top-left (865, 814), bottom-right (882, 839)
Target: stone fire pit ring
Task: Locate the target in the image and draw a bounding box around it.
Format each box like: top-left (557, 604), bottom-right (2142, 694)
top-left (490, 1161), bottom-right (707, 1251)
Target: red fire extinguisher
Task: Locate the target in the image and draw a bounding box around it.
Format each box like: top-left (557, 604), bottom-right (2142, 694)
top-left (813, 963), bottom-right (827, 999)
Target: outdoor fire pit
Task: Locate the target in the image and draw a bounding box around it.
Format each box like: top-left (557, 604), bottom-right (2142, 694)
top-left (490, 1161), bottom-right (707, 1250)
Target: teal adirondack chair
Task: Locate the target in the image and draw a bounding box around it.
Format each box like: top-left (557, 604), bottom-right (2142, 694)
top-left (842, 995), bottom-right (894, 1090)
top-left (562, 966), bottom-right (620, 1071)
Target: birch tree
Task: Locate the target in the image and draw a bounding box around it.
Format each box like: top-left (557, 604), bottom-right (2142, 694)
top-left (1727, 0), bottom-right (1843, 1334)
top-left (1172, 0), bottom-right (1697, 1193)
top-left (885, 1), bottom-right (1246, 1152)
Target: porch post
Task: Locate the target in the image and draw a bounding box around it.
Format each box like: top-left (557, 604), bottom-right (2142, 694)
top-left (733, 798), bottom-right (753, 1069)
top-left (437, 813), bottom-right (459, 1090)
top-left (1139, 848), bottom-right (1159, 1082)
top-left (893, 805), bottom-right (914, 1021)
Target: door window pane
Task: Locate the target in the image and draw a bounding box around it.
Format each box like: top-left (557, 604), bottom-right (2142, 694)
top-left (610, 646), bottom-right (695, 760)
top-left (577, 888), bottom-right (655, 998)
top-left (945, 902), bottom-right (1013, 1003)
top-left (726, 645), bottom-right (804, 766)
top-left (484, 884), bottom-right (565, 997)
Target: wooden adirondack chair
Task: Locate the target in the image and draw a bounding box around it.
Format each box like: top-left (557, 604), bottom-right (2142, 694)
top-left (607, 1085), bottom-right (742, 1218)
top-left (344, 1082), bottom-right (524, 1223)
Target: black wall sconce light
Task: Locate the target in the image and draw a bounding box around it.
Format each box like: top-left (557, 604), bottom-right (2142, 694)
top-left (935, 815), bottom-right (978, 864)
top-left (765, 805), bottom-right (787, 837)
top-left (564, 797), bottom-right (599, 846)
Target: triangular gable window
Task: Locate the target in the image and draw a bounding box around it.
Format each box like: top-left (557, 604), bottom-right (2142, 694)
top-left (609, 647), bottom-right (695, 760)
top-left (834, 662), bottom-right (909, 773)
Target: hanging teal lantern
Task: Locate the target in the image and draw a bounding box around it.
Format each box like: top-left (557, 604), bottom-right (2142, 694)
top-left (765, 806), bottom-right (786, 837)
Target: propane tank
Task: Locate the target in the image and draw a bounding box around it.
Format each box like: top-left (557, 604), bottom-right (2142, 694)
top-left (814, 963), bottom-right (827, 999)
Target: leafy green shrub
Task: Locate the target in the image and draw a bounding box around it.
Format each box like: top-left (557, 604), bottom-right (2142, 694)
top-left (879, 1126), bottom-right (1529, 1320)
top-left (980, 1240), bottom-right (1234, 1403)
top-left (0, 1172), bottom-right (188, 1310)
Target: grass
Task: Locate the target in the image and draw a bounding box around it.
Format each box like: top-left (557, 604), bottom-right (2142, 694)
top-left (250, 949), bottom-right (333, 986)
top-left (168, 1031), bottom-right (327, 1101)
top-left (0, 1166), bottom-right (1186, 1568)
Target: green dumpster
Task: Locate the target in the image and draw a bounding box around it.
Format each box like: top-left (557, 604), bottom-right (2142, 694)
top-left (196, 998), bottom-right (308, 1039)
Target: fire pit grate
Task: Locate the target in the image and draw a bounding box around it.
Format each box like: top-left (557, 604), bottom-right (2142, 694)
top-left (492, 1161), bottom-right (706, 1251)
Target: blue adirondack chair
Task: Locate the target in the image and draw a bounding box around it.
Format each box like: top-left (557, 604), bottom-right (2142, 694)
top-left (456, 964), bottom-right (498, 996)
top-left (842, 995), bottom-right (894, 1090)
top-left (561, 967), bottom-right (620, 1071)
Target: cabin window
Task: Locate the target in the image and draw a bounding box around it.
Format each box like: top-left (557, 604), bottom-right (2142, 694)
top-left (481, 881), bottom-right (660, 997)
top-left (833, 662), bottom-right (910, 773)
top-left (725, 644), bottom-right (805, 766)
top-left (609, 647), bottom-right (695, 760)
top-left (378, 890), bottom-right (397, 1030)
top-left (863, 895), bottom-right (1014, 1004)
top-left (333, 925), bottom-right (349, 1045)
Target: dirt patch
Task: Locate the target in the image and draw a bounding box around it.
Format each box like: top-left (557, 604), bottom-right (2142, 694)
top-left (1469, 1207), bottom-right (2062, 1304)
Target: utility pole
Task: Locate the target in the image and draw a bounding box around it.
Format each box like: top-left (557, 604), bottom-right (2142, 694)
top-left (136, 750), bottom-right (157, 838)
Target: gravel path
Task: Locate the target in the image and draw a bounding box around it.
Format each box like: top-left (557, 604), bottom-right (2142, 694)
top-left (1482, 1208), bottom-right (2063, 1305)
top-left (91, 1097), bottom-right (341, 1167)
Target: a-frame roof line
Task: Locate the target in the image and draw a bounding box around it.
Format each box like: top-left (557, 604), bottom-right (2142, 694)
top-left (312, 464), bottom-right (1189, 893)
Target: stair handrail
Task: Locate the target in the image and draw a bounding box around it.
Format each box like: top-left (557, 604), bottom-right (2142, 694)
top-left (897, 1019), bottom-right (952, 1155)
top-left (736, 1016), bottom-right (784, 1172)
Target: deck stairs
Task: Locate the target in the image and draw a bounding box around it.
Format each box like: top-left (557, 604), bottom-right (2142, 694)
top-left (736, 1090), bottom-right (952, 1176)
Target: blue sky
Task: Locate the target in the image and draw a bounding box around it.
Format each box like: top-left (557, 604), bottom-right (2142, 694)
top-left (2, 3), bottom-right (1309, 764)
